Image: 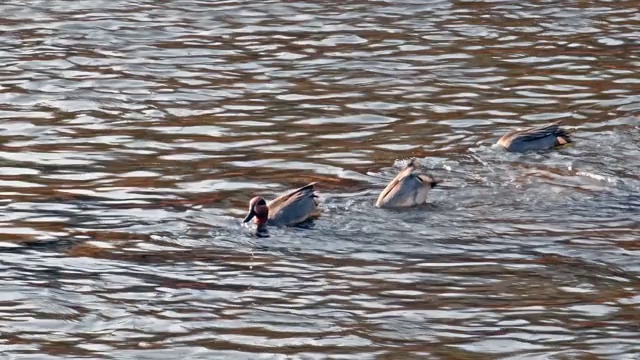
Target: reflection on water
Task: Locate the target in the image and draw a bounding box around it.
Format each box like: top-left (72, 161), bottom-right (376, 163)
top-left (1, 0), bottom-right (639, 358)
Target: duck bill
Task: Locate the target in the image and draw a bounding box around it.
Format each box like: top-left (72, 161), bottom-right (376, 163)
top-left (242, 209), bottom-right (256, 223)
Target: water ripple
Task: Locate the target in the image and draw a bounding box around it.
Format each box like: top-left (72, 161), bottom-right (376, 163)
top-left (0, 0), bottom-right (639, 358)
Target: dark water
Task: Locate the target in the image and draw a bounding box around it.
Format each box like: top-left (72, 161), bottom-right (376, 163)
top-left (1, 0), bottom-right (640, 358)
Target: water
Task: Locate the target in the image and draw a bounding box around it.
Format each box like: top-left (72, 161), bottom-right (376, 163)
top-left (1, 0), bottom-right (639, 358)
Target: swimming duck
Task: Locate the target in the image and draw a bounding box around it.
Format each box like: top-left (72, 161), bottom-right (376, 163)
top-left (497, 121), bottom-right (572, 152)
top-left (243, 182), bottom-right (319, 235)
top-left (375, 159), bottom-right (440, 208)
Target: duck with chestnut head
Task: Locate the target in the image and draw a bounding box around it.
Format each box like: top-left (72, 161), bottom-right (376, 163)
top-left (243, 182), bottom-right (319, 236)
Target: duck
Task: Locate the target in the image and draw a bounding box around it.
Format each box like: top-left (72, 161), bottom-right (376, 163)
top-left (497, 121), bottom-right (573, 153)
top-left (375, 159), bottom-right (440, 208)
top-left (242, 182), bottom-right (319, 236)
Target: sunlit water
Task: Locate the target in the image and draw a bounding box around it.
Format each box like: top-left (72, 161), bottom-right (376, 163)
top-left (1, 0), bottom-right (639, 358)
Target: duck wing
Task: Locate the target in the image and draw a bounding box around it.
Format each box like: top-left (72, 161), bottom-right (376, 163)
top-left (267, 182), bottom-right (318, 226)
top-left (515, 121), bottom-right (565, 141)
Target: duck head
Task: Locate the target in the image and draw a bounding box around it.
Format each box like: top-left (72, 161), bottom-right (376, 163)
top-left (243, 196), bottom-right (269, 236)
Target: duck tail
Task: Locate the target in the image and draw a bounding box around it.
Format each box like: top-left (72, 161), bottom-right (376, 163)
top-left (556, 127), bottom-right (573, 146)
top-left (406, 158), bottom-right (418, 169)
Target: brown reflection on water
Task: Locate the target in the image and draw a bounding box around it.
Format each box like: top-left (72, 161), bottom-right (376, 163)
top-left (0, 0), bottom-right (639, 358)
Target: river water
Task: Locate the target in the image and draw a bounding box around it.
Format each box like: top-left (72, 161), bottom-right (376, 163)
top-left (1, 0), bottom-right (639, 359)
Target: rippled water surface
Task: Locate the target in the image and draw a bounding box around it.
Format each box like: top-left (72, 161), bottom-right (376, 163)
top-left (1, 0), bottom-right (640, 358)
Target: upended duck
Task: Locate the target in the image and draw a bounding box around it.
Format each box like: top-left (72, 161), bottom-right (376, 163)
top-left (496, 121), bottom-right (573, 153)
top-left (243, 182), bottom-right (318, 235)
top-left (375, 159), bottom-right (440, 208)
